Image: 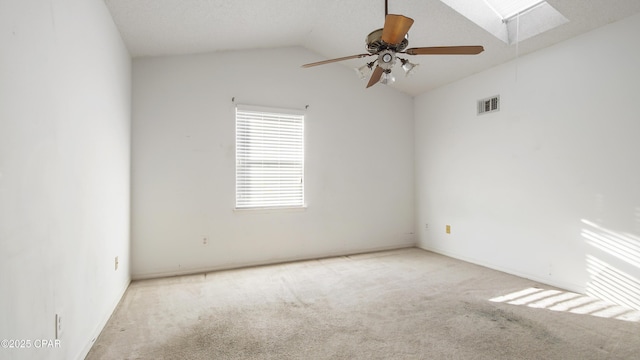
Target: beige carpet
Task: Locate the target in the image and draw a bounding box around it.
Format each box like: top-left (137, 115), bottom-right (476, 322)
top-left (87, 248), bottom-right (640, 359)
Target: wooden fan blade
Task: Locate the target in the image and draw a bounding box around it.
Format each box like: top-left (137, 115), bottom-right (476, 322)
top-left (366, 66), bottom-right (385, 88)
top-left (302, 54), bottom-right (371, 68)
top-left (381, 14), bottom-right (414, 45)
top-left (405, 46), bottom-right (484, 55)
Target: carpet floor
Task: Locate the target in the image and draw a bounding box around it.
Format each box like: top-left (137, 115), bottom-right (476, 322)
top-left (86, 248), bottom-right (640, 359)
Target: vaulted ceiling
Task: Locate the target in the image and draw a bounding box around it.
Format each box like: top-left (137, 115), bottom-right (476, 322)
top-left (104, 0), bottom-right (640, 96)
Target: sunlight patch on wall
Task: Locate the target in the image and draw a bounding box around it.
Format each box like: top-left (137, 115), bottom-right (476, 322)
top-left (490, 287), bottom-right (640, 322)
top-left (581, 219), bottom-right (640, 311)
top-left (586, 255), bottom-right (640, 311)
top-left (582, 219), bottom-right (640, 269)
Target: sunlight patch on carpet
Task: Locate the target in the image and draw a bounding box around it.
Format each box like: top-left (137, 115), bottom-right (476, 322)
top-left (490, 287), bottom-right (640, 322)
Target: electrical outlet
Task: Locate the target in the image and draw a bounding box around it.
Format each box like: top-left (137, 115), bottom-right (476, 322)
top-left (202, 237), bottom-right (208, 245)
top-left (55, 314), bottom-right (62, 339)
top-left (425, 223), bottom-right (429, 229)
top-left (446, 225), bottom-right (451, 234)
top-left (115, 256), bottom-right (119, 271)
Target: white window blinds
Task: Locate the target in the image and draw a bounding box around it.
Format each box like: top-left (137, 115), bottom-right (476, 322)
top-left (235, 105), bottom-right (305, 209)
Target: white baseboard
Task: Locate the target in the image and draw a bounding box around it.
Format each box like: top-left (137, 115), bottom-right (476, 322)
top-left (132, 243), bottom-right (416, 281)
top-left (77, 278), bottom-right (131, 360)
top-left (416, 244), bottom-right (585, 294)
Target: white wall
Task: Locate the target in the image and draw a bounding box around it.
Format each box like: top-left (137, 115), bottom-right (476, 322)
top-left (132, 47), bottom-right (415, 278)
top-left (415, 13), bottom-right (640, 309)
top-left (0, 0), bottom-right (131, 359)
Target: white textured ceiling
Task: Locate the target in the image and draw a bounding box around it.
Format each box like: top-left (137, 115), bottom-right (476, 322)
top-left (104, 0), bottom-right (640, 96)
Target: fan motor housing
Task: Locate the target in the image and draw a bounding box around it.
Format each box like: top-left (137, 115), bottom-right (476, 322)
top-left (366, 28), bottom-right (409, 54)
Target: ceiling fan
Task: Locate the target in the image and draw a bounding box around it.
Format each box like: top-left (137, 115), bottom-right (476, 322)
top-left (302, 0), bottom-right (484, 88)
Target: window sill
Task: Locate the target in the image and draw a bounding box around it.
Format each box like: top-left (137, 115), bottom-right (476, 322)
top-left (233, 205), bottom-right (308, 214)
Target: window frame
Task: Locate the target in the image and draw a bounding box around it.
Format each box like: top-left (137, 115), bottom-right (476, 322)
top-left (234, 104), bottom-right (306, 210)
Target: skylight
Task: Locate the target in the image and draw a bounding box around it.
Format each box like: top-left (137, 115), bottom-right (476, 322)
top-left (484, 0), bottom-right (545, 21)
top-left (440, 0), bottom-right (568, 44)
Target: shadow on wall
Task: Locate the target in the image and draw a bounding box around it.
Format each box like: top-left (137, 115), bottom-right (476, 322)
top-left (581, 218), bottom-right (640, 311)
top-left (490, 287), bottom-right (640, 322)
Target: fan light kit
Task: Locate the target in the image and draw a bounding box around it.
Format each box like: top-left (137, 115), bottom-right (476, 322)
top-left (302, 0), bottom-right (484, 89)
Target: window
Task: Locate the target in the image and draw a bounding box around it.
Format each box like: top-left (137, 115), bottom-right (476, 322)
top-left (484, 0), bottom-right (546, 20)
top-left (235, 105), bottom-right (304, 209)
top-left (439, 0), bottom-right (568, 44)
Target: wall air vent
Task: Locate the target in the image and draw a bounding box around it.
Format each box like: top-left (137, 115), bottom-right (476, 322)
top-left (478, 95), bottom-right (500, 115)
